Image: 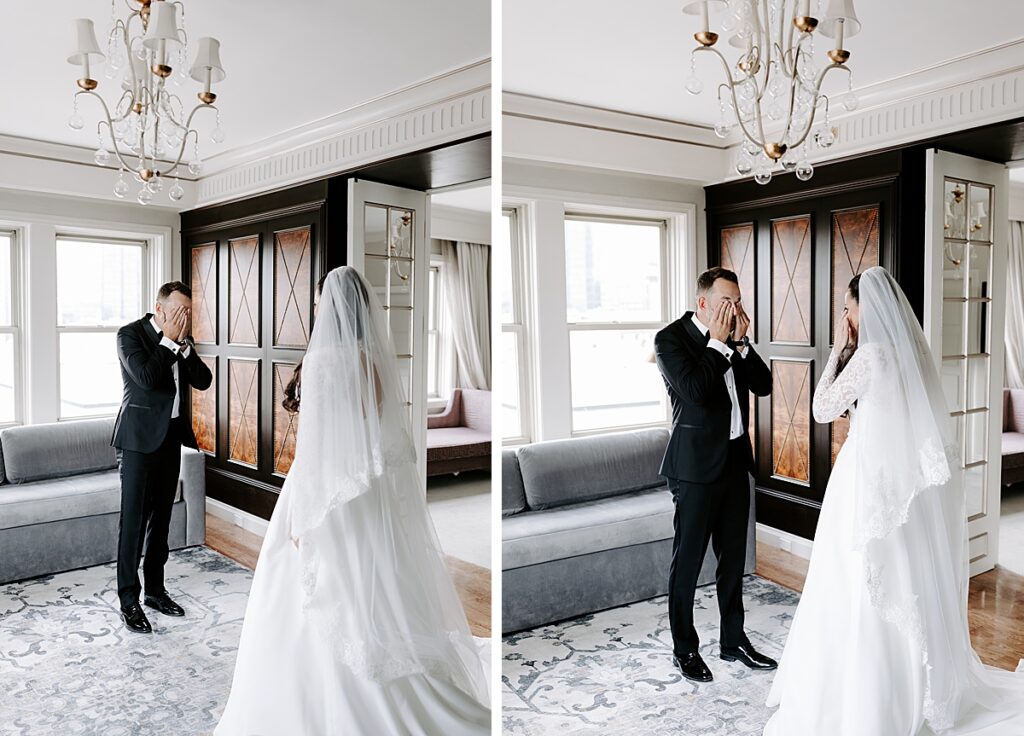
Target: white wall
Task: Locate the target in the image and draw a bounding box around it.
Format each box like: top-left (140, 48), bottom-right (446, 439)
top-left (430, 205), bottom-right (491, 245)
top-left (0, 188), bottom-right (178, 425)
top-left (1010, 183), bottom-right (1024, 221)
top-left (504, 159), bottom-right (706, 443)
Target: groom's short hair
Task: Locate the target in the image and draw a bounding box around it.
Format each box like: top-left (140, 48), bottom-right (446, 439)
top-left (156, 281), bottom-right (192, 302)
top-left (696, 267), bottom-right (738, 295)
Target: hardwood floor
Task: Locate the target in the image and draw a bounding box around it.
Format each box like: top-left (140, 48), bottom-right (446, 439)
top-left (204, 513), bottom-right (491, 638)
top-left (755, 540), bottom-right (1024, 671)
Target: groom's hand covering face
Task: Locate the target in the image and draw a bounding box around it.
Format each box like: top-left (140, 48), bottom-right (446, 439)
top-left (698, 278), bottom-right (743, 337)
top-left (155, 291), bottom-right (192, 341)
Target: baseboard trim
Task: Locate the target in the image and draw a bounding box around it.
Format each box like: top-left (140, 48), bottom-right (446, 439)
top-left (756, 522), bottom-right (814, 561)
top-left (206, 497), bottom-right (269, 539)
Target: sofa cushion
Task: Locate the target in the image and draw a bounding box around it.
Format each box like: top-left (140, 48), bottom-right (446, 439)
top-left (1008, 389), bottom-right (1024, 435)
top-left (502, 449), bottom-right (527, 517)
top-left (1003, 432), bottom-right (1024, 469)
top-left (0, 470), bottom-right (121, 530)
top-left (502, 487), bottom-right (673, 569)
top-left (1004, 389), bottom-right (1012, 433)
top-left (460, 389), bottom-right (491, 433)
top-left (516, 427), bottom-right (670, 510)
top-left (0, 418), bottom-right (117, 484)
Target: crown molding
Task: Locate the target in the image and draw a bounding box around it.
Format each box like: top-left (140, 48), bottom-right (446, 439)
top-left (502, 91), bottom-right (725, 148)
top-left (193, 59), bottom-right (491, 208)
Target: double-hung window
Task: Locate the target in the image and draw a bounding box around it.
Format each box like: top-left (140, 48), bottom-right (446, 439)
top-left (501, 209), bottom-right (531, 443)
top-left (564, 215), bottom-right (669, 434)
top-left (56, 236), bottom-right (146, 419)
top-left (0, 232), bottom-right (20, 426)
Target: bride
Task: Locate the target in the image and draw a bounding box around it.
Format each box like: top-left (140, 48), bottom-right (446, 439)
top-left (215, 267), bottom-right (490, 735)
top-left (764, 266), bottom-right (1024, 735)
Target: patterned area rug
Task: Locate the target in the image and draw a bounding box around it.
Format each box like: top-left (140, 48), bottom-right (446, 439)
top-left (0, 547), bottom-right (251, 736)
top-left (502, 576), bottom-right (800, 735)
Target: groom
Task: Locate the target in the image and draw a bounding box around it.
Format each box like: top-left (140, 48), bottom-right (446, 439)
top-left (111, 281), bottom-right (212, 634)
top-left (654, 267), bottom-right (776, 682)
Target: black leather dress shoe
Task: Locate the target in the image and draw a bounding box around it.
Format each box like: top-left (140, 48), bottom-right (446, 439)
top-left (144, 592), bottom-right (185, 617)
top-left (720, 639), bottom-right (778, 670)
top-left (121, 603), bottom-right (153, 634)
top-left (673, 652), bottom-right (713, 682)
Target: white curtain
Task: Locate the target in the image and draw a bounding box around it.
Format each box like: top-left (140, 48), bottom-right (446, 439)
top-left (441, 240), bottom-right (491, 390)
top-left (1007, 220), bottom-right (1024, 389)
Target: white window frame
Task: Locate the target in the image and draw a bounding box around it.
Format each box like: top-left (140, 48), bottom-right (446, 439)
top-left (0, 230), bottom-right (23, 428)
top-left (426, 258), bottom-right (456, 407)
top-left (502, 207), bottom-right (534, 445)
top-left (55, 234), bottom-right (148, 421)
top-left (563, 213), bottom-right (672, 437)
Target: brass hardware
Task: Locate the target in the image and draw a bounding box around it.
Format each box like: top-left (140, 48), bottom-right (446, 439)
top-left (76, 78), bottom-right (98, 91)
top-left (198, 91), bottom-right (217, 105)
top-left (140, 168), bottom-right (155, 181)
top-left (135, 0), bottom-right (152, 5)
top-left (738, 58), bottom-right (760, 74)
top-left (694, 30), bottom-right (719, 47)
top-left (151, 63), bottom-right (173, 78)
top-left (951, 185), bottom-right (965, 204)
top-left (827, 48), bottom-right (850, 64)
top-left (793, 16), bottom-right (818, 33)
top-left (763, 142), bottom-right (787, 160)
top-left (133, 102), bottom-right (144, 114)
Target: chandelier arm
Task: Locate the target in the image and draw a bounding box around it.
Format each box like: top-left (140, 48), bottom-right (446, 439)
top-left (162, 127), bottom-right (200, 178)
top-left (696, 47), bottom-right (764, 148)
top-left (77, 90), bottom-right (141, 174)
top-left (787, 65), bottom-right (846, 151)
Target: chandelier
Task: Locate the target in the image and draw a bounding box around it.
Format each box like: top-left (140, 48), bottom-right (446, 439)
top-left (66, 0), bottom-right (226, 204)
top-left (682, 0), bottom-right (861, 184)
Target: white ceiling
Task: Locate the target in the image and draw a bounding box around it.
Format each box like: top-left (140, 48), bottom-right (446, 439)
top-left (503, 0), bottom-right (1024, 127)
top-left (0, 0), bottom-right (489, 157)
top-left (432, 183), bottom-right (491, 213)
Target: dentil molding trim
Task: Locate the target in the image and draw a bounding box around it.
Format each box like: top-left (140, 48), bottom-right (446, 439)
top-left (194, 60), bottom-right (490, 208)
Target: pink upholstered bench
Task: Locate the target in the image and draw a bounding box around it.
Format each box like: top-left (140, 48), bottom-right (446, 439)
top-left (426, 389), bottom-right (492, 476)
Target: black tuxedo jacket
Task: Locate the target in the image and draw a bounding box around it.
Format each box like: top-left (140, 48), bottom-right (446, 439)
top-left (654, 311), bottom-right (772, 484)
top-left (111, 314), bottom-right (213, 454)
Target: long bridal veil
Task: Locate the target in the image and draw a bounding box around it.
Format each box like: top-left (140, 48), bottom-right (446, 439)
top-left (284, 266), bottom-right (489, 707)
top-left (852, 267), bottom-right (1024, 732)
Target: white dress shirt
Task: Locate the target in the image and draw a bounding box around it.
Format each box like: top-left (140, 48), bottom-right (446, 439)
top-left (691, 313), bottom-right (747, 440)
top-left (150, 316), bottom-right (191, 419)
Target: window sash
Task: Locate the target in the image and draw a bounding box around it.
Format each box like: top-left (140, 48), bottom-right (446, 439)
top-left (0, 231), bottom-right (22, 427)
top-left (54, 236), bottom-right (147, 329)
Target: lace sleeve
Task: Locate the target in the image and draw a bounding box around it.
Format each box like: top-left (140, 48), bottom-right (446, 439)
top-left (812, 346), bottom-right (876, 423)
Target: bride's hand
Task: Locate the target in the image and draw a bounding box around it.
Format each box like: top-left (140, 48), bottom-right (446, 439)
top-left (835, 311), bottom-right (852, 354)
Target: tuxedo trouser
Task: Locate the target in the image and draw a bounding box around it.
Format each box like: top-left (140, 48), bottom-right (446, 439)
top-left (115, 417), bottom-right (184, 609)
top-left (667, 437), bottom-right (751, 656)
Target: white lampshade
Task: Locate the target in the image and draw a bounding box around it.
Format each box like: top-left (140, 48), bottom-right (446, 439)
top-left (67, 18), bottom-right (105, 65)
top-left (142, 1), bottom-right (182, 50)
top-left (819, 0), bottom-right (861, 38)
top-left (189, 37), bottom-right (226, 83)
top-left (681, 0), bottom-right (727, 15)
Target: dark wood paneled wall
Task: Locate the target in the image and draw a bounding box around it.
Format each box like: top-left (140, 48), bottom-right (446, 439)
top-left (181, 182), bottom-right (330, 519)
top-left (706, 148), bottom-right (926, 539)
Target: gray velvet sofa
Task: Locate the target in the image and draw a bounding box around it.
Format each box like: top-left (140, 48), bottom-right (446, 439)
top-left (0, 417), bottom-right (206, 585)
top-left (502, 427), bottom-right (756, 634)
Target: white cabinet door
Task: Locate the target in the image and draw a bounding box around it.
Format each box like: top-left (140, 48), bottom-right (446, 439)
top-left (347, 179), bottom-right (429, 488)
top-left (924, 150), bottom-right (1009, 576)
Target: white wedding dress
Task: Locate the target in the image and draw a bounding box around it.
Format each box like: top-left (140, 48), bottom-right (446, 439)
top-left (764, 267), bottom-right (1024, 736)
top-left (215, 268), bottom-right (490, 736)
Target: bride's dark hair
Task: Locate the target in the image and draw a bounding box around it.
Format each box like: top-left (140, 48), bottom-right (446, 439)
top-left (836, 273), bottom-right (861, 379)
top-left (282, 270), bottom-right (371, 414)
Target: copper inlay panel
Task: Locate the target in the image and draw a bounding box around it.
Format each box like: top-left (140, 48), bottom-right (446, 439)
top-left (190, 356), bottom-right (216, 454)
top-left (229, 236), bottom-right (260, 345)
top-left (273, 228), bottom-right (312, 348)
top-left (228, 359), bottom-right (259, 466)
top-left (771, 217), bottom-right (812, 344)
top-left (831, 206), bottom-right (880, 343)
top-left (772, 360), bottom-right (811, 483)
top-left (721, 224), bottom-right (755, 336)
top-left (273, 362), bottom-right (299, 475)
top-left (191, 244), bottom-right (217, 344)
